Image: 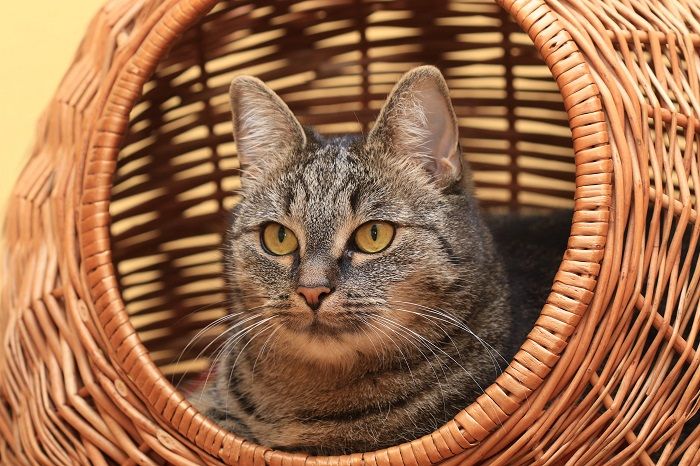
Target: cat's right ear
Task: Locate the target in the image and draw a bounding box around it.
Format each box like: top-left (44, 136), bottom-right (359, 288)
top-left (229, 76), bottom-right (306, 182)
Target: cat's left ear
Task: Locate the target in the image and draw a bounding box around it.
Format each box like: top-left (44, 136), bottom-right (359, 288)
top-left (366, 66), bottom-right (463, 189)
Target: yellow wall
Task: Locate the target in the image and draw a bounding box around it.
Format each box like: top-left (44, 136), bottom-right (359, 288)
top-left (0, 1), bottom-right (104, 215)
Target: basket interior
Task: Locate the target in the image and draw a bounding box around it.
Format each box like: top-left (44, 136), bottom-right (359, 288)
top-left (109, 0), bottom-right (575, 384)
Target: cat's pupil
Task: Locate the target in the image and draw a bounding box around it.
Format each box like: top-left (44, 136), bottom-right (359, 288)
top-left (277, 226), bottom-right (286, 243)
top-left (370, 224), bottom-right (378, 241)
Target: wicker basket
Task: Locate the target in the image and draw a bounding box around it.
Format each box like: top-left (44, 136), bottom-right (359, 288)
top-left (2, 0), bottom-right (700, 464)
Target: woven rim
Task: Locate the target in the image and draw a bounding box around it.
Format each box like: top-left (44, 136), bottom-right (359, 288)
top-left (78, 0), bottom-right (611, 463)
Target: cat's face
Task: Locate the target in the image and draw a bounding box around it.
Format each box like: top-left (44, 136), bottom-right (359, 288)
top-left (225, 67), bottom-right (497, 365)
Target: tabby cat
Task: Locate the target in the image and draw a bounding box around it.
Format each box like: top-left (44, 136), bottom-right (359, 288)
top-left (190, 66), bottom-right (569, 454)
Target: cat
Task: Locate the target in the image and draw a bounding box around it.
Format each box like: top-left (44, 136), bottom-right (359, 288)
top-left (189, 66), bottom-right (569, 455)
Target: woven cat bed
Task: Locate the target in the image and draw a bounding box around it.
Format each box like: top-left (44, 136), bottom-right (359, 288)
top-left (2, 0), bottom-right (700, 464)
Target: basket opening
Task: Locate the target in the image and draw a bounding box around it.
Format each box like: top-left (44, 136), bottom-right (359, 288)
top-left (109, 0), bottom-right (575, 446)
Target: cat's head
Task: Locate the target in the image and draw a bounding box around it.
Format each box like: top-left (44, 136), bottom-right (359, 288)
top-left (224, 66), bottom-right (504, 366)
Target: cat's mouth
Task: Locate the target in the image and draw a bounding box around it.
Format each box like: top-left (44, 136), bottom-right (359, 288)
top-left (276, 307), bottom-right (370, 338)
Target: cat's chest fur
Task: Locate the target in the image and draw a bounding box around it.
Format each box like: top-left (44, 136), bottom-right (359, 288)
top-left (200, 297), bottom-right (509, 453)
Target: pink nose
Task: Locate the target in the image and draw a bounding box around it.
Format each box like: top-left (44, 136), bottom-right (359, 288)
top-left (297, 286), bottom-right (332, 310)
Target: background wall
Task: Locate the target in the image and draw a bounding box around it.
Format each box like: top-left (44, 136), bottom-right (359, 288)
top-left (0, 1), bottom-right (103, 215)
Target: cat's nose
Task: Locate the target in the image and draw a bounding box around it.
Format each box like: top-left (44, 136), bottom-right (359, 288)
top-left (297, 286), bottom-right (332, 310)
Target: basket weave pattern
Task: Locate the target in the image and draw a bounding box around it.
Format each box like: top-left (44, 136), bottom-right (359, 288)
top-left (1, 0), bottom-right (700, 464)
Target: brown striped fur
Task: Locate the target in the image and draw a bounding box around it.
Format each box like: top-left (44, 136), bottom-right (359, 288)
top-left (191, 67), bottom-right (519, 454)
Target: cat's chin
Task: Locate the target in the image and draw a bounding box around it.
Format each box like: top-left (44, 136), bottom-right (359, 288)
top-left (271, 321), bottom-right (376, 368)
top-left (276, 328), bottom-right (359, 366)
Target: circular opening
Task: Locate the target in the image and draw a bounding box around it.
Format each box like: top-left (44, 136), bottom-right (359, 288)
top-left (82, 0), bottom-right (610, 463)
top-left (113, 3), bottom-right (576, 378)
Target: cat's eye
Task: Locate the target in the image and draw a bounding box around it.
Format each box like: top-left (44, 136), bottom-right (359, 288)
top-left (354, 221), bottom-right (395, 254)
top-left (261, 223), bottom-right (298, 256)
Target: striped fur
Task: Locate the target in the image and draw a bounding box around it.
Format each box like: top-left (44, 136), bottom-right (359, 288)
top-left (191, 67), bottom-right (513, 454)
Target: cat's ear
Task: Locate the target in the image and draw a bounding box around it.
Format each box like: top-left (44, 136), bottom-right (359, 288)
top-left (366, 66), bottom-right (463, 189)
top-left (229, 76), bottom-right (306, 181)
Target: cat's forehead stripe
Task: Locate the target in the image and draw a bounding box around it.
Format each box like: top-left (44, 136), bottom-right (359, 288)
top-left (255, 143), bottom-right (351, 253)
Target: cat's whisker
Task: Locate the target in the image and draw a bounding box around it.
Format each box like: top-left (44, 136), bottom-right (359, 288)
top-left (389, 299), bottom-right (509, 367)
top-left (197, 316), bottom-right (273, 401)
top-left (375, 312), bottom-right (506, 431)
top-left (225, 289), bottom-right (277, 302)
top-left (364, 321), bottom-right (416, 382)
top-left (181, 310), bottom-right (263, 362)
top-left (431, 307), bottom-right (508, 368)
top-left (251, 323), bottom-right (283, 379)
top-left (206, 317), bottom-right (266, 375)
top-left (364, 320), bottom-right (426, 434)
top-left (176, 309), bottom-right (268, 389)
top-left (386, 304), bottom-right (502, 378)
top-left (374, 316), bottom-right (467, 425)
top-left (356, 315), bottom-right (388, 368)
top-left (371, 314), bottom-right (451, 376)
top-left (171, 310), bottom-right (246, 375)
top-left (224, 320), bottom-right (277, 418)
top-left (370, 315), bottom-right (450, 418)
top-left (375, 312), bottom-right (486, 394)
top-left (382, 305), bottom-right (464, 358)
top-left (385, 304), bottom-right (513, 431)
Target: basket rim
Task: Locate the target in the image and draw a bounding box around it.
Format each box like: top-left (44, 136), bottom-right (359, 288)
top-left (78, 0), bottom-right (612, 463)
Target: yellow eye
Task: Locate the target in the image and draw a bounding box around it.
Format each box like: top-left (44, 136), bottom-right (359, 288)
top-left (261, 223), bottom-right (298, 256)
top-left (354, 221), bottom-right (395, 254)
